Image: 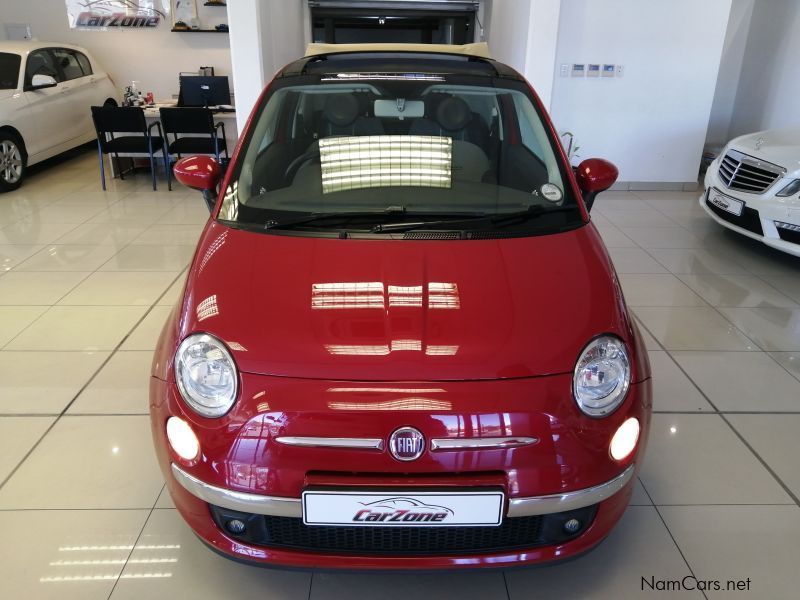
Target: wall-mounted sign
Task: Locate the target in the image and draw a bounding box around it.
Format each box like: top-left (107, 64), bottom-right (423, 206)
top-left (66, 1), bottom-right (171, 30)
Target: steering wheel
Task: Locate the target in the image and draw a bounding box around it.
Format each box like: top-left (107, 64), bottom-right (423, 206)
top-left (284, 149), bottom-right (320, 183)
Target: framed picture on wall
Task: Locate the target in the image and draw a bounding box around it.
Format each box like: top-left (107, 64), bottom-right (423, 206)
top-left (173, 0), bottom-right (199, 28)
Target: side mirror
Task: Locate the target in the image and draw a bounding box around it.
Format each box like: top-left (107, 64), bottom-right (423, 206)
top-left (576, 158), bottom-right (619, 212)
top-left (28, 74), bottom-right (58, 90)
top-left (174, 155), bottom-right (222, 212)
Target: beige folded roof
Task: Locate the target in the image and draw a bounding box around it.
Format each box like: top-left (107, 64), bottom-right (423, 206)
top-left (305, 42), bottom-right (492, 59)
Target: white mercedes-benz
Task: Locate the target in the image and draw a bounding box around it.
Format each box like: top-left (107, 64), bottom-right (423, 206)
top-left (702, 128), bottom-right (800, 257)
top-left (0, 41), bottom-right (120, 191)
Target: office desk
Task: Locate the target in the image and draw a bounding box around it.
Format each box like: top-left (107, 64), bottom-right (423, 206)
top-left (107, 106), bottom-right (239, 178)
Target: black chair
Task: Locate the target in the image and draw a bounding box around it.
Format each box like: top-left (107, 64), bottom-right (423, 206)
top-left (159, 107), bottom-right (228, 190)
top-left (91, 106), bottom-right (167, 191)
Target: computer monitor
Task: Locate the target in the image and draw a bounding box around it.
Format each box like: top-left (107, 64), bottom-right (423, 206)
top-left (179, 75), bottom-right (231, 107)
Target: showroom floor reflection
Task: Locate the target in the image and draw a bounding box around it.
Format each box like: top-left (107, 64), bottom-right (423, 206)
top-left (0, 147), bottom-right (799, 599)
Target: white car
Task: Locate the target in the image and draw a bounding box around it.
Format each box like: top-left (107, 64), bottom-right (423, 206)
top-left (702, 128), bottom-right (800, 257)
top-left (0, 41), bottom-right (120, 191)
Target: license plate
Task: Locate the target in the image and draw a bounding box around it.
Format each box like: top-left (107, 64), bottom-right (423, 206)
top-left (302, 490), bottom-right (505, 527)
top-left (708, 188), bottom-right (744, 216)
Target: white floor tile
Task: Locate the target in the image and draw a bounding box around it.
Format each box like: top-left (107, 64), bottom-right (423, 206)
top-left (505, 506), bottom-right (702, 599)
top-left (620, 274), bottom-right (706, 307)
top-left (110, 509), bottom-right (311, 600)
top-left (0, 306), bottom-right (48, 347)
top-left (99, 245), bottom-right (195, 272)
top-left (5, 306), bottom-right (148, 351)
top-left (633, 307), bottom-right (759, 351)
top-left (639, 414), bottom-right (792, 505)
top-left (660, 505), bottom-right (800, 599)
top-left (0, 416), bottom-right (163, 509)
top-left (0, 509), bottom-right (149, 600)
top-left (672, 351), bottom-right (800, 412)
top-left (69, 351), bottom-right (152, 414)
top-left (647, 350), bottom-right (713, 412)
top-left (0, 416), bottom-right (54, 481)
top-left (0, 351), bottom-right (108, 414)
top-left (0, 271), bottom-right (90, 305)
top-left (58, 272), bottom-right (179, 306)
top-left (120, 306), bottom-right (173, 351)
top-left (14, 244), bottom-right (120, 272)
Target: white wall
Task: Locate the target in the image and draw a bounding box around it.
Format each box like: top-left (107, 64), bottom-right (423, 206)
top-left (728, 0), bottom-right (800, 137)
top-left (550, 0), bottom-right (731, 184)
top-left (0, 0), bottom-right (231, 101)
top-left (227, 0), bottom-right (306, 130)
top-left (486, 0), bottom-right (561, 108)
top-left (706, 0), bottom-right (755, 146)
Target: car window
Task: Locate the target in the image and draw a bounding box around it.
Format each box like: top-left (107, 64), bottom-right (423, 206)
top-left (51, 48), bottom-right (84, 81)
top-left (221, 76), bottom-right (579, 237)
top-left (74, 51), bottom-right (93, 76)
top-left (0, 53), bottom-right (21, 90)
top-left (25, 49), bottom-right (60, 85)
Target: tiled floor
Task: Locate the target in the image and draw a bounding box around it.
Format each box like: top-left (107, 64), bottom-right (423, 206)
top-left (1, 149), bottom-right (799, 599)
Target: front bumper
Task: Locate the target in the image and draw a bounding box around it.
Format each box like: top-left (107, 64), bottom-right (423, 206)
top-left (171, 461), bottom-right (635, 519)
top-left (702, 165), bottom-right (800, 257)
top-left (150, 373), bottom-right (651, 568)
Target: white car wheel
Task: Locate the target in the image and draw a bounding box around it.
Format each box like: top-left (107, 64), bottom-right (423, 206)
top-left (0, 134), bottom-right (26, 191)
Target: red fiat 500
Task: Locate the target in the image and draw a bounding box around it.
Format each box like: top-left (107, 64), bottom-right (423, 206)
top-left (151, 43), bottom-right (652, 569)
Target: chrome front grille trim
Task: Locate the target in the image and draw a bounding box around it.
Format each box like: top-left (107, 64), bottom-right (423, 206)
top-left (275, 436), bottom-right (385, 450)
top-left (718, 149), bottom-right (785, 194)
top-left (430, 436), bottom-right (539, 451)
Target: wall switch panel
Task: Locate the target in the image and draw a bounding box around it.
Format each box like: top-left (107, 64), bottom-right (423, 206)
top-left (560, 63), bottom-right (569, 77)
top-left (602, 64), bottom-right (615, 78)
top-left (615, 64), bottom-right (625, 77)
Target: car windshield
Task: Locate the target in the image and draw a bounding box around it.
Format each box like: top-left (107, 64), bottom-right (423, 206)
top-left (0, 53), bottom-right (21, 90)
top-left (220, 73), bottom-right (581, 236)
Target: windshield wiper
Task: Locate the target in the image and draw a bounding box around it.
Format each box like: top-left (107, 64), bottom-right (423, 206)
top-left (263, 207), bottom-right (407, 230)
top-left (371, 205), bottom-right (581, 233)
top-left (264, 208), bottom-right (488, 231)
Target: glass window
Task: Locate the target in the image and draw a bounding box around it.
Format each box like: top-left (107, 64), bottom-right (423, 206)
top-left (0, 53), bottom-right (21, 90)
top-left (74, 51), bottom-right (93, 76)
top-left (220, 76), bottom-right (580, 237)
top-left (51, 48), bottom-right (85, 81)
top-left (25, 50), bottom-right (59, 85)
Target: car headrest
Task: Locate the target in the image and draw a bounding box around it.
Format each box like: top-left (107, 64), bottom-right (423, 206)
top-left (436, 96), bottom-right (472, 132)
top-left (324, 93), bottom-right (360, 127)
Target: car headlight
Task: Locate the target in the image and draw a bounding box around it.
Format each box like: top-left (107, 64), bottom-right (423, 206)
top-left (776, 179), bottom-right (800, 197)
top-left (175, 333), bottom-right (238, 418)
top-left (573, 336), bottom-right (631, 417)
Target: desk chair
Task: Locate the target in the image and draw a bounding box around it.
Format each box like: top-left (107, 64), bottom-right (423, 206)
top-left (91, 106), bottom-right (167, 191)
top-left (159, 107), bottom-right (228, 191)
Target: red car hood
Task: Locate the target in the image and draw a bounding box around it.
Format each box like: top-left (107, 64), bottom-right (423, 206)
top-left (180, 221), bottom-right (632, 381)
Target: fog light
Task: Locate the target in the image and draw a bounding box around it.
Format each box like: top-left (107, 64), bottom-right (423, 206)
top-left (226, 519), bottom-right (246, 535)
top-left (610, 417), bottom-right (640, 461)
top-left (564, 518), bottom-right (581, 534)
top-left (166, 417), bottom-right (200, 461)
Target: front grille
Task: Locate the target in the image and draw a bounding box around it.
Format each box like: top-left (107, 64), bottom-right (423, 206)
top-left (718, 150), bottom-right (783, 194)
top-left (210, 504), bottom-right (597, 556)
top-left (706, 196), bottom-right (764, 236)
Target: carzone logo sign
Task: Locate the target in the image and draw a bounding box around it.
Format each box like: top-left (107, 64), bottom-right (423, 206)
top-left (352, 497), bottom-right (455, 524)
top-left (67, 1), bottom-right (169, 29)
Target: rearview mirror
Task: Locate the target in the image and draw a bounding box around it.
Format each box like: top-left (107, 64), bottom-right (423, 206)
top-left (174, 155), bottom-right (222, 212)
top-left (576, 158), bottom-right (619, 212)
top-left (28, 74), bottom-right (58, 90)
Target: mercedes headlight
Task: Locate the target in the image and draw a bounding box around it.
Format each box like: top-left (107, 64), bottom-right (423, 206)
top-left (776, 179), bottom-right (800, 197)
top-left (175, 333), bottom-right (238, 418)
top-left (573, 336), bottom-right (631, 417)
